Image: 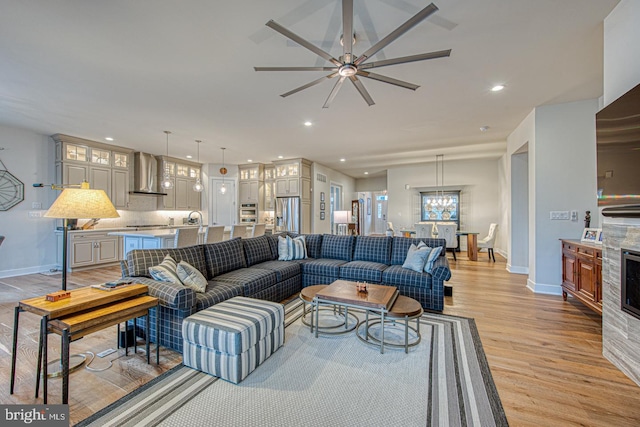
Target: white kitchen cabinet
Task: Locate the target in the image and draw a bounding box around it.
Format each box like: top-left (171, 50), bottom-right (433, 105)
top-left (157, 156), bottom-right (202, 211)
top-left (111, 168), bottom-right (129, 209)
top-left (275, 178), bottom-right (299, 196)
top-left (273, 159), bottom-right (311, 199)
top-left (68, 231), bottom-right (121, 270)
top-left (239, 181), bottom-right (260, 203)
top-left (175, 178), bottom-right (189, 210)
top-left (89, 166), bottom-right (111, 195)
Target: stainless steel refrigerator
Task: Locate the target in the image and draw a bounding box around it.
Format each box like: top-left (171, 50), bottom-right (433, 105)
top-left (275, 197), bottom-right (300, 233)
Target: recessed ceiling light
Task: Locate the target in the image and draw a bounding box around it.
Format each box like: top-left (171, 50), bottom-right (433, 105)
top-left (186, 155), bottom-right (193, 159)
top-left (278, 155), bottom-right (284, 159)
top-left (247, 159), bottom-right (253, 163)
top-left (340, 158), bottom-right (346, 162)
top-left (491, 85), bottom-right (505, 92)
top-left (304, 121), bottom-right (312, 127)
top-left (480, 126), bottom-right (490, 132)
top-left (364, 171), bottom-right (369, 175)
top-left (105, 137), bottom-right (114, 141)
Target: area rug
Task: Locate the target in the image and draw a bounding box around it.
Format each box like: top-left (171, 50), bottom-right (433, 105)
top-left (76, 300), bottom-right (507, 427)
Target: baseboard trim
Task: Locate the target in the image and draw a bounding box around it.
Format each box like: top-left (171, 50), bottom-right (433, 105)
top-left (526, 279), bottom-right (562, 295)
top-left (507, 264), bottom-right (529, 275)
top-left (0, 264), bottom-right (59, 279)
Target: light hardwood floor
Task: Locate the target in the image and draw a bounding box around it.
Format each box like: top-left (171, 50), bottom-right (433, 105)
top-left (1, 253), bottom-right (640, 426)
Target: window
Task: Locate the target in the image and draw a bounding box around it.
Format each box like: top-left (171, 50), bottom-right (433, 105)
top-left (421, 191), bottom-right (460, 222)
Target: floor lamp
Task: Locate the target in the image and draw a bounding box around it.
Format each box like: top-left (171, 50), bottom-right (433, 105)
top-left (44, 181), bottom-right (119, 290)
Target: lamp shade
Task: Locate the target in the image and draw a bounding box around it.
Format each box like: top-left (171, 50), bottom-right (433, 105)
top-left (333, 210), bottom-right (350, 224)
top-left (44, 183), bottom-right (119, 219)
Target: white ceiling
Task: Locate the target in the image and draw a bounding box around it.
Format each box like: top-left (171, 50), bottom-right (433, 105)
top-left (0, 0), bottom-right (619, 177)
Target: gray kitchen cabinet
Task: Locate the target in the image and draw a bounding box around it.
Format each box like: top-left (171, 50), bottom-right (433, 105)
top-left (157, 156), bottom-right (202, 211)
top-left (68, 231), bottom-right (120, 270)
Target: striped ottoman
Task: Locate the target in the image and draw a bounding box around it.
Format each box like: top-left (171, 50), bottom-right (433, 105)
top-left (182, 297), bottom-right (285, 384)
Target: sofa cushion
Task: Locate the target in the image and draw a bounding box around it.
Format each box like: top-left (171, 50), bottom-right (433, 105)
top-left (204, 238), bottom-right (247, 278)
top-left (382, 265), bottom-right (432, 289)
top-left (301, 258), bottom-right (347, 278)
top-left (353, 236), bottom-right (392, 264)
top-left (243, 235), bottom-right (275, 266)
top-left (304, 234), bottom-right (324, 259)
top-left (215, 267), bottom-right (278, 296)
top-left (391, 237), bottom-right (447, 265)
top-left (252, 260), bottom-right (301, 281)
top-left (148, 255), bottom-right (182, 284)
top-left (339, 261), bottom-right (388, 283)
top-left (127, 246), bottom-right (207, 279)
top-left (320, 234), bottom-right (355, 261)
top-left (194, 281), bottom-right (244, 311)
top-left (401, 244), bottom-right (431, 273)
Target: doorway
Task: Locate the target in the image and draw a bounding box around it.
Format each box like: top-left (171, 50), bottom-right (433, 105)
top-left (330, 183), bottom-right (343, 233)
top-left (209, 178), bottom-right (236, 226)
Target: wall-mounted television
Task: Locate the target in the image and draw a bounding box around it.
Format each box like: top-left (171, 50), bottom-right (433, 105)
top-left (597, 82), bottom-right (640, 210)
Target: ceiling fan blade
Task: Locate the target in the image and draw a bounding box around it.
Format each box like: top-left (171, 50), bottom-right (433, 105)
top-left (359, 49), bottom-right (451, 69)
top-left (255, 67), bottom-right (339, 72)
top-left (281, 72), bottom-right (339, 98)
top-left (357, 71), bottom-right (419, 90)
top-left (342, 0), bottom-right (354, 62)
top-left (354, 3), bottom-right (439, 66)
top-left (349, 76), bottom-right (375, 106)
top-left (323, 76), bottom-right (346, 108)
top-left (266, 20), bottom-right (342, 67)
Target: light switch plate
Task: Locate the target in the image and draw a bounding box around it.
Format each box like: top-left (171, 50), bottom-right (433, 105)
top-left (550, 211), bottom-right (570, 220)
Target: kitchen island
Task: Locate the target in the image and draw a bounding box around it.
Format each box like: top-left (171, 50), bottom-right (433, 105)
top-left (108, 228), bottom-right (205, 258)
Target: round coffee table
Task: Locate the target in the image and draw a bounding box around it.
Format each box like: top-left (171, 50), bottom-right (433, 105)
top-left (356, 295), bottom-right (423, 353)
top-left (299, 285), bottom-right (358, 334)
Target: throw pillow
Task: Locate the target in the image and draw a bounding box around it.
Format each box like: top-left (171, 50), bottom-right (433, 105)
top-left (278, 235), bottom-right (291, 261)
top-left (288, 235), bottom-right (308, 260)
top-left (148, 255), bottom-right (182, 284)
top-left (177, 260), bottom-right (208, 293)
top-left (402, 243), bottom-right (430, 273)
top-left (278, 235), bottom-right (308, 261)
top-left (424, 245), bottom-right (443, 274)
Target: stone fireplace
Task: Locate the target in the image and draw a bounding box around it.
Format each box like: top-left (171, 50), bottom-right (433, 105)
top-left (602, 217), bottom-right (640, 386)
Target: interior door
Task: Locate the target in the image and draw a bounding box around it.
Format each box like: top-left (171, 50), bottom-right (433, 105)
top-left (375, 193), bottom-right (388, 234)
top-left (209, 178), bottom-right (236, 226)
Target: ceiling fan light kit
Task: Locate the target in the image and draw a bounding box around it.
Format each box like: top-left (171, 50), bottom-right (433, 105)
top-left (255, 1), bottom-right (451, 108)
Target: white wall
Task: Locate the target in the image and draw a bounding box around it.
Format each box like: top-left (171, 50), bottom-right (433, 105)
top-left (355, 175), bottom-right (387, 192)
top-left (0, 125), bottom-right (58, 277)
top-left (387, 158), bottom-right (502, 249)
top-left (603, 0), bottom-right (640, 106)
top-left (311, 162), bottom-right (356, 234)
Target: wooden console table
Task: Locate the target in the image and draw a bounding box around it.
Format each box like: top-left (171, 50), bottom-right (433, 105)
top-left (10, 284), bottom-right (160, 404)
top-left (561, 239), bottom-right (602, 315)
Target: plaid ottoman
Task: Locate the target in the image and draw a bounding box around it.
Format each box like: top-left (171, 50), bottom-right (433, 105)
top-left (182, 296), bottom-right (284, 384)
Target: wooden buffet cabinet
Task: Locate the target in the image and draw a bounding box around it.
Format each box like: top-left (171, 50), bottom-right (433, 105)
top-left (561, 239), bottom-right (602, 315)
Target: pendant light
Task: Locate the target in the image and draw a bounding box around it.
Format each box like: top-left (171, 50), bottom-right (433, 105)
top-left (160, 131), bottom-right (174, 190)
top-left (192, 140), bottom-right (203, 192)
top-left (219, 147), bottom-right (227, 195)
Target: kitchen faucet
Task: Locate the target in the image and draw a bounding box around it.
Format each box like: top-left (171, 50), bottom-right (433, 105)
top-left (187, 211), bottom-right (203, 227)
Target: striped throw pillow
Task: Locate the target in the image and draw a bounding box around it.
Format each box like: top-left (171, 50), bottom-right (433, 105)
top-left (148, 255), bottom-right (182, 284)
top-left (278, 235), bottom-right (307, 261)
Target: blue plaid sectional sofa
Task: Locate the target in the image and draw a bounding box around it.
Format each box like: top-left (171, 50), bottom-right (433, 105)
top-left (121, 234), bottom-right (451, 352)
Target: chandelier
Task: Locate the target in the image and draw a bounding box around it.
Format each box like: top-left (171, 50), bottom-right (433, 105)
top-left (425, 154), bottom-right (453, 211)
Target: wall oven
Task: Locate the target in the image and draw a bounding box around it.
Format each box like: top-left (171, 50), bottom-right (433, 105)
top-left (239, 203), bottom-right (257, 224)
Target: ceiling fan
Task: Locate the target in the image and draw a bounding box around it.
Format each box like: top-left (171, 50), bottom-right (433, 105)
top-left (254, 1), bottom-right (451, 108)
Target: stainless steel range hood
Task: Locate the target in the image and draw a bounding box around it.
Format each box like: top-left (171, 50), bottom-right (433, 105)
top-left (131, 152), bottom-right (167, 196)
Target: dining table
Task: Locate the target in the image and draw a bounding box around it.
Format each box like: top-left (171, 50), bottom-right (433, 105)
top-left (457, 231), bottom-right (479, 261)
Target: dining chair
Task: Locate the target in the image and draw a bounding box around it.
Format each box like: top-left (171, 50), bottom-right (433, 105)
top-left (230, 225), bottom-right (248, 239)
top-left (436, 223), bottom-right (458, 260)
top-left (251, 223), bottom-right (266, 237)
top-left (204, 225), bottom-right (225, 243)
top-left (386, 222), bottom-right (395, 237)
top-left (477, 223), bottom-right (498, 262)
top-left (414, 223), bottom-right (434, 239)
top-left (174, 227), bottom-right (200, 247)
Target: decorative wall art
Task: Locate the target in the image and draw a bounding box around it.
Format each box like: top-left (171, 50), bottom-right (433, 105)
top-left (0, 148), bottom-right (24, 211)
